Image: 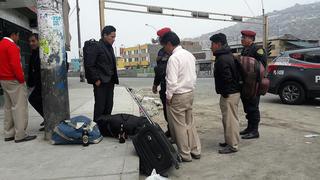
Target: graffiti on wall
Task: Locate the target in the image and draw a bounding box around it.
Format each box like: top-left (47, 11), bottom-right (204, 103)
top-left (37, 0), bottom-right (65, 69)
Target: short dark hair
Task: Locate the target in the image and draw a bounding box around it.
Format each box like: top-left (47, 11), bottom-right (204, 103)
top-left (160, 32), bottom-right (180, 46)
top-left (101, 25), bottom-right (116, 37)
top-left (29, 33), bottom-right (39, 40)
top-left (210, 33), bottom-right (228, 45)
top-left (3, 27), bottom-right (19, 37)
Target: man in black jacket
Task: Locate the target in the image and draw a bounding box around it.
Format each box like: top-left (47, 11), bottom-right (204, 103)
top-left (211, 33), bottom-right (241, 154)
top-left (85, 26), bottom-right (119, 121)
top-left (152, 27), bottom-right (171, 137)
top-left (240, 30), bottom-right (267, 139)
top-left (27, 33), bottom-right (44, 131)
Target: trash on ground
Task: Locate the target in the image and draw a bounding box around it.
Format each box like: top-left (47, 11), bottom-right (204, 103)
top-left (304, 134), bottom-right (319, 138)
top-left (145, 169), bottom-right (169, 180)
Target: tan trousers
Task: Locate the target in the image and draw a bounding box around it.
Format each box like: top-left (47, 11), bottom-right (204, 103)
top-left (0, 80), bottom-right (28, 140)
top-left (167, 91), bottom-right (201, 161)
top-left (219, 93), bottom-right (240, 149)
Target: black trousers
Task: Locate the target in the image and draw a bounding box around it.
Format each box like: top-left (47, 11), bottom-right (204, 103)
top-left (241, 95), bottom-right (260, 131)
top-left (93, 83), bottom-right (115, 121)
top-left (28, 87), bottom-right (44, 117)
top-left (159, 89), bottom-right (168, 123)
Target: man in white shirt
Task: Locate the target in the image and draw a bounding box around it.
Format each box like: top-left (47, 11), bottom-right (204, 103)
top-left (161, 31), bottom-right (201, 162)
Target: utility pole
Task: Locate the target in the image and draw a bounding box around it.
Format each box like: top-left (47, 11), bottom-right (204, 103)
top-left (99, 0), bottom-right (105, 30)
top-left (77, 0), bottom-right (85, 82)
top-left (36, 0), bottom-right (70, 140)
top-left (261, 0), bottom-right (268, 50)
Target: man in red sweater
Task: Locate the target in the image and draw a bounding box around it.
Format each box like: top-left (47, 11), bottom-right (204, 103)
top-left (0, 28), bottom-right (37, 143)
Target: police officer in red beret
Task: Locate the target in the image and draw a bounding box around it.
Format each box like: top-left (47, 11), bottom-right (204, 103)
top-left (240, 30), bottom-right (267, 139)
top-left (152, 27), bottom-right (172, 137)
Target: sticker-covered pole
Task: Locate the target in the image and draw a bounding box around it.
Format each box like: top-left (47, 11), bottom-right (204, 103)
top-left (36, 0), bottom-right (70, 140)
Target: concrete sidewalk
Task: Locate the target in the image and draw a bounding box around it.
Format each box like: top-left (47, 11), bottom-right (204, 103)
top-left (0, 86), bottom-right (140, 180)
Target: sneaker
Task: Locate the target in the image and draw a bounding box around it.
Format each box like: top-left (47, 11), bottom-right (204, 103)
top-left (218, 146), bottom-right (238, 154)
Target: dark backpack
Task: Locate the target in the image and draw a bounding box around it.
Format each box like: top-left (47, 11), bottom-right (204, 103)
top-left (234, 56), bottom-right (270, 99)
top-left (83, 39), bottom-right (98, 84)
top-left (95, 114), bottom-right (149, 138)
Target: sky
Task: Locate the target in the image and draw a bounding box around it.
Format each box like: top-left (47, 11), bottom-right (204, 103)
top-left (68, 0), bottom-right (319, 59)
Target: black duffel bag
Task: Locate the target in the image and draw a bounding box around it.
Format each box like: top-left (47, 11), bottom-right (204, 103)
top-left (95, 113), bottom-right (148, 138)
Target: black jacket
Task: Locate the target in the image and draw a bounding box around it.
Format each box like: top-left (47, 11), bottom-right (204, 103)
top-left (27, 48), bottom-right (42, 89)
top-left (241, 43), bottom-right (267, 68)
top-left (85, 39), bottom-right (119, 84)
top-left (153, 48), bottom-right (170, 93)
top-left (214, 47), bottom-right (240, 95)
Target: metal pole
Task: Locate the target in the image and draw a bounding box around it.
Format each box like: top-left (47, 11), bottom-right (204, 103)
top-left (99, 0), bottom-right (105, 30)
top-left (261, 0), bottom-right (268, 50)
top-left (77, 0), bottom-right (85, 82)
top-left (36, 0), bottom-right (70, 140)
top-left (263, 15), bottom-right (268, 50)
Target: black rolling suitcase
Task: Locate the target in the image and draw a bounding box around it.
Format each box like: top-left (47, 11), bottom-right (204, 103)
top-left (127, 88), bottom-right (181, 176)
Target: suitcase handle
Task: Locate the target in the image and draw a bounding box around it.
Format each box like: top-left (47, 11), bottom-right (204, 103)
top-left (126, 87), bottom-right (155, 125)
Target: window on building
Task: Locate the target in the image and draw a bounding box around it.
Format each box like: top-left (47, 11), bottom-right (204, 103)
top-left (128, 58), bottom-right (132, 62)
top-left (134, 58), bottom-right (139, 62)
top-left (141, 49), bottom-right (147, 53)
top-left (134, 50), bottom-right (139, 54)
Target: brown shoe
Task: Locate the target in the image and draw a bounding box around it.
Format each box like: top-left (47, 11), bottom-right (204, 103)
top-left (181, 158), bottom-right (192, 162)
top-left (15, 135), bottom-right (37, 143)
top-left (191, 154), bottom-right (201, 159)
top-left (4, 137), bottom-right (14, 141)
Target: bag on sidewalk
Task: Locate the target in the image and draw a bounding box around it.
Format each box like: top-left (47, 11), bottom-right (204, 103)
top-left (235, 56), bottom-right (270, 99)
top-left (51, 115), bottom-right (103, 145)
top-left (95, 113), bottom-right (148, 137)
top-left (127, 88), bottom-right (181, 176)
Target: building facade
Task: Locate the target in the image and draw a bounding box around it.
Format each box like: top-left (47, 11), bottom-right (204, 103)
top-left (120, 44), bottom-right (162, 69)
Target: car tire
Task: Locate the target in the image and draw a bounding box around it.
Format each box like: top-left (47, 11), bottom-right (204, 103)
top-left (279, 81), bottom-right (305, 105)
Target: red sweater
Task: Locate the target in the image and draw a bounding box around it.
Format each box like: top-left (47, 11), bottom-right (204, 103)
top-left (0, 38), bottom-right (25, 83)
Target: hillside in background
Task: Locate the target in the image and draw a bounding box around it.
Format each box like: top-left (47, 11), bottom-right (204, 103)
top-left (188, 2), bottom-right (320, 49)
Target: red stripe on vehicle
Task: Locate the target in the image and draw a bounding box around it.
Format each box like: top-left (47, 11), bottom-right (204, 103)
top-left (290, 64), bottom-right (320, 69)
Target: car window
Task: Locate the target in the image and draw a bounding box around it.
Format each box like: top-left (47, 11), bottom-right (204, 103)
top-left (289, 50), bottom-right (320, 63)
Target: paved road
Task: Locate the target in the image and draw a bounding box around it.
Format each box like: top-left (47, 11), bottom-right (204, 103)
top-left (68, 77), bottom-right (320, 180)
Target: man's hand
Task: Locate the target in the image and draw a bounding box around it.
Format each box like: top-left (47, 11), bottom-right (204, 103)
top-left (95, 80), bottom-right (101, 87)
top-left (222, 94), bottom-right (229, 98)
top-left (152, 85), bottom-right (158, 94)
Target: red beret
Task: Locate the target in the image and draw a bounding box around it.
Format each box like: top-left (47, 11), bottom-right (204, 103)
top-left (157, 27), bottom-right (171, 37)
top-left (241, 30), bottom-right (256, 37)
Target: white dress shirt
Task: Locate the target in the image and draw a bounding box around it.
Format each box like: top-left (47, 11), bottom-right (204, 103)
top-left (166, 46), bottom-right (197, 100)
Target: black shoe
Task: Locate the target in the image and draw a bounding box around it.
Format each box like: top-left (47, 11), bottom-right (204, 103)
top-left (15, 135), bottom-right (37, 143)
top-left (218, 146), bottom-right (238, 154)
top-left (240, 128), bottom-right (251, 135)
top-left (4, 137), bottom-right (14, 141)
top-left (39, 127), bottom-right (45, 131)
top-left (191, 153), bottom-right (201, 159)
top-left (40, 121), bottom-right (44, 126)
top-left (219, 142), bottom-right (228, 147)
top-left (242, 131), bottom-right (260, 139)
